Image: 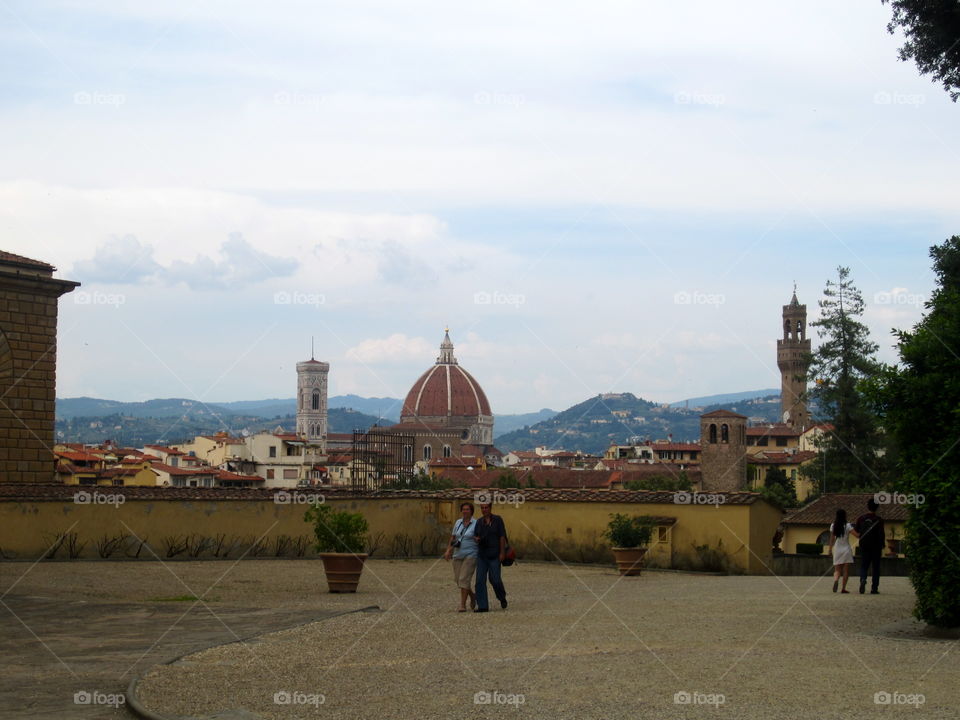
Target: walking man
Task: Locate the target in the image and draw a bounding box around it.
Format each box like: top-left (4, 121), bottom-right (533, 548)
top-left (855, 498), bottom-right (885, 594)
top-left (473, 500), bottom-right (507, 612)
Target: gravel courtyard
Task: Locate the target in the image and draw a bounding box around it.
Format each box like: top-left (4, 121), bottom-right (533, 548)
top-left (119, 558), bottom-right (959, 720)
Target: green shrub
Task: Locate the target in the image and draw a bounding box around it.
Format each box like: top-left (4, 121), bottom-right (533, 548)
top-left (604, 513), bottom-right (655, 548)
top-left (304, 503), bottom-right (368, 554)
top-left (796, 542), bottom-right (824, 555)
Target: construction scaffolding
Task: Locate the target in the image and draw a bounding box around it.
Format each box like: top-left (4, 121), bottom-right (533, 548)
top-left (351, 427), bottom-right (415, 491)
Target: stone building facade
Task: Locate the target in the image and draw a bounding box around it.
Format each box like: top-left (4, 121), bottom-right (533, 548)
top-left (296, 356), bottom-right (329, 451)
top-left (0, 251), bottom-right (79, 483)
top-left (699, 409), bottom-right (747, 492)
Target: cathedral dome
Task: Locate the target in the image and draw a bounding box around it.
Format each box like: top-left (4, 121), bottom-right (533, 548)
top-left (401, 331), bottom-right (492, 420)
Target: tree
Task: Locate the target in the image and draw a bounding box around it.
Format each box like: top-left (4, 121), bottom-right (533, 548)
top-left (882, 0), bottom-right (960, 101)
top-left (804, 266), bottom-right (885, 491)
top-left (757, 467), bottom-right (798, 509)
top-left (871, 236), bottom-right (960, 627)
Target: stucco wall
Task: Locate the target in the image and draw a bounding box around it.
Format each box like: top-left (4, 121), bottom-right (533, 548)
top-left (0, 494), bottom-right (781, 573)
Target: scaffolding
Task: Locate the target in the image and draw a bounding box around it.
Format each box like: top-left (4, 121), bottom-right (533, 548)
top-left (351, 427), bottom-right (415, 491)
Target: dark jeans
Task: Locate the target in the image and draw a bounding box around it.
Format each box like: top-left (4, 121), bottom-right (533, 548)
top-left (860, 548), bottom-right (882, 591)
top-left (475, 554), bottom-right (506, 610)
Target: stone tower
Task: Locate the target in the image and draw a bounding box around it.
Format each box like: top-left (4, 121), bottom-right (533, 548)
top-left (776, 288), bottom-right (811, 429)
top-left (700, 409), bottom-right (747, 492)
top-left (0, 251), bottom-right (79, 482)
top-left (296, 352), bottom-right (329, 451)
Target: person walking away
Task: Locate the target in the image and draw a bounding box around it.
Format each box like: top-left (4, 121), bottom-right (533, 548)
top-left (828, 508), bottom-right (856, 593)
top-left (855, 498), bottom-right (885, 594)
top-left (443, 502), bottom-right (478, 612)
top-left (473, 501), bottom-right (507, 612)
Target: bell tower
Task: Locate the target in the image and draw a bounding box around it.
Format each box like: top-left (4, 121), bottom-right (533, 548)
top-left (296, 344), bottom-right (329, 451)
top-left (776, 287), bottom-right (811, 429)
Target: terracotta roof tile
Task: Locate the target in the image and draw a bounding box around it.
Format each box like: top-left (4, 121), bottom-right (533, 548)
top-left (784, 493), bottom-right (910, 525)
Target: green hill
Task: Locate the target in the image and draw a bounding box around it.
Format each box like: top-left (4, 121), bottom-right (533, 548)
top-left (494, 392), bottom-right (783, 455)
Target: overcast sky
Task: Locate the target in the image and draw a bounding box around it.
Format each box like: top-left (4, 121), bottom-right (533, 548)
top-left (3, 1), bottom-right (957, 413)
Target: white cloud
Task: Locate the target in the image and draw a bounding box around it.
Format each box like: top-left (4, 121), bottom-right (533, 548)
top-left (345, 334), bottom-right (436, 364)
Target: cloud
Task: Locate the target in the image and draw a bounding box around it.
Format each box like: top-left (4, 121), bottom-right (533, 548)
top-left (71, 235), bottom-right (162, 283)
top-left (345, 334), bottom-right (435, 364)
top-left (71, 232), bottom-right (298, 289)
top-left (166, 233), bottom-right (298, 289)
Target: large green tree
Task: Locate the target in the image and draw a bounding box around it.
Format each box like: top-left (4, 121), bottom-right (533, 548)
top-left (805, 267), bottom-right (885, 491)
top-left (872, 236), bottom-right (960, 627)
top-left (882, 0), bottom-right (960, 101)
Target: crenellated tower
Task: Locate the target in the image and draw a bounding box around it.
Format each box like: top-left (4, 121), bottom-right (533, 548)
top-left (776, 287), bottom-right (811, 429)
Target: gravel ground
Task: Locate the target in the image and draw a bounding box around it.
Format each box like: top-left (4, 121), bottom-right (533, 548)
top-left (126, 558), bottom-right (960, 720)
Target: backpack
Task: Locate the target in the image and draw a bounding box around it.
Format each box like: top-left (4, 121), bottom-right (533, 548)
top-left (858, 514), bottom-right (884, 552)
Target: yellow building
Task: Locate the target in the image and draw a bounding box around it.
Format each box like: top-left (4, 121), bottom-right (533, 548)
top-left (781, 493), bottom-right (907, 557)
top-left (746, 451), bottom-right (819, 502)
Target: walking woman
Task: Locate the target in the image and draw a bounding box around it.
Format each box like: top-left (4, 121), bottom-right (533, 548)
top-left (828, 508), bottom-right (858, 593)
top-left (443, 502), bottom-right (478, 612)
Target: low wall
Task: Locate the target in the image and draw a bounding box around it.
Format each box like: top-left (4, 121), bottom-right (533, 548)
top-left (0, 486), bottom-right (783, 574)
top-left (772, 553), bottom-right (910, 577)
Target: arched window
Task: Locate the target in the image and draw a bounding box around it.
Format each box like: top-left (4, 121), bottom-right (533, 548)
top-left (423, 445), bottom-right (432, 461)
top-left (816, 530), bottom-right (831, 546)
top-left (708, 424), bottom-right (717, 444)
top-left (443, 445), bottom-right (451, 458)
top-left (721, 424), bottom-right (729, 443)
top-left (784, 319), bottom-right (791, 340)
top-left (312, 391), bottom-right (320, 410)
top-left (403, 445), bottom-right (413, 463)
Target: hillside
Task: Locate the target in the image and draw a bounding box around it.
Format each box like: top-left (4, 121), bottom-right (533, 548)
top-left (55, 406), bottom-right (383, 447)
top-left (493, 392), bottom-right (783, 455)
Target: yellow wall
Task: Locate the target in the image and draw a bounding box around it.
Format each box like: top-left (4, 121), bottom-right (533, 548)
top-left (0, 495), bottom-right (782, 573)
top-left (783, 522), bottom-right (906, 557)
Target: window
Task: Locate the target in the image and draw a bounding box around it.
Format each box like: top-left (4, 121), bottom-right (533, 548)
top-left (312, 391), bottom-right (320, 410)
top-left (757, 436), bottom-right (769, 446)
top-left (816, 531), bottom-right (831, 546)
top-left (423, 445), bottom-right (432, 461)
top-left (721, 424), bottom-right (729, 443)
top-left (443, 445), bottom-right (451, 458)
top-left (269, 446), bottom-right (277, 458)
top-left (657, 526), bottom-right (669, 543)
top-left (287, 445), bottom-right (296, 456)
top-left (283, 469), bottom-right (298, 480)
top-left (403, 445), bottom-right (413, 463)
top-left (776, 437), bottom-right (788, 447)
top-left (170, 456), bottom-right (179, 467)
top-left (708, 424), bottom-right (717, 444)
top-left (790, 469), bottom-right (797, 481)
top-left (266, 469), bottom-right (275, 479)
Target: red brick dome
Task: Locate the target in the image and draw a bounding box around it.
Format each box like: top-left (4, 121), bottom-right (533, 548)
top-left (401, 331), bottom-right (492, 419)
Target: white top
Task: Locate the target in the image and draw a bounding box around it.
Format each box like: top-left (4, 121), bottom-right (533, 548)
top-left (832, 522), bottom-right (855, 565)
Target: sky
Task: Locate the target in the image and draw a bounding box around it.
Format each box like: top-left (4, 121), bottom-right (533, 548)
top-left (2, 1), bottom-right (957, 414)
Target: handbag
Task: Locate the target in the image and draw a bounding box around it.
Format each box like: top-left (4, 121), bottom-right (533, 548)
top-left (502, 526), bottom-right (516, 567)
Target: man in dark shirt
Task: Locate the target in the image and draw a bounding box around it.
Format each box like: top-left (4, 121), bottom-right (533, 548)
top-left (855, 498), bottom-right (885, 594)
top-left (473, 502), bottom-right (507, 612)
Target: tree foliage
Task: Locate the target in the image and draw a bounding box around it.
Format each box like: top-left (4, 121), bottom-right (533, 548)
top-left (871, 236), bottom-right (960, 627)
top-left (624, 471), bottom-right (691, 492)
top-left (882, 0), bottom-right (960, 101)
top-left (757, 467), bottom-right (798, 509)
top-left (805, 266), bottom-right (885, 490)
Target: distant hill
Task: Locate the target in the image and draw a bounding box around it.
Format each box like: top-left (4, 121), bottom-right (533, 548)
top-left (669, 388), bottom-right (780, 409)
top-left (494, 392), bottom-right (783, 455)
top-left (494, 408), bottom-right (557, 438)
top-left (55, 406), bottom-right (384, 447)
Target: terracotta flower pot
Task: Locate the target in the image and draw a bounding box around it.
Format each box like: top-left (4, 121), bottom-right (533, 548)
top-left (611, 547), bottom-right (647, 576)
top-left (319, 552), bottom-right (367, 593)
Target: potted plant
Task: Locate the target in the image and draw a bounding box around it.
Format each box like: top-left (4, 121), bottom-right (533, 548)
top-left (605, 513), bottom-right (656, 576)
top-left (886, 526), bottom-right (902, 557)
top-left (304, 502), bottom-right (369, 593)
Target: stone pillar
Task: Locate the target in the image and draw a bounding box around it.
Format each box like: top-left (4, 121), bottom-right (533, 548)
top-left (0, 252), bottom-right (79, 483)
